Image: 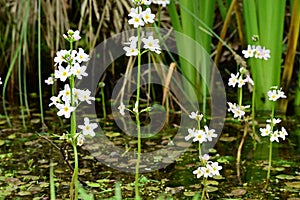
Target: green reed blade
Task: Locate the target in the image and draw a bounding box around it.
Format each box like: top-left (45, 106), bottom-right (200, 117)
top-left (38, 0), bottom-right (45, 126)
top-left (243, 0), bottom-right (286, 111)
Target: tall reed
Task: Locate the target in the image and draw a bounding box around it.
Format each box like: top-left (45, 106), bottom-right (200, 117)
top-left (243, 0), bottom-right (286, 111)
top-left (168, 0), bottom-right (216, 115)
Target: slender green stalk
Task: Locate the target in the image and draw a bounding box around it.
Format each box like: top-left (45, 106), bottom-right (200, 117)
top-left (72, 142), bottom-right (79, 200)
top-left (197, 119), bottom-right (202, 160)
top-left (264, 103), bottom-right (275, 190)
top-left (134, 13), bottom-right (142, 200)
top-left (201, 178), bottom-right (207, 200)
top-left (18, 49), bottom-right (26, 130)
top-left (50, 160), bottom-right (56, 200)
top-left (101, 87), bottom-right (106, 119)
top-left (38, 0), bottom-right (45, 125)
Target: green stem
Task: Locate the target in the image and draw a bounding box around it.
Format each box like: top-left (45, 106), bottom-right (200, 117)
top-left (135, 113), bottom-right (141, 199)
top-left (71, 143), bottom-right (79, 200)
top-left (265, 103), bottom-right (275, 190)
top-left (201, 178), bottom-right (207, 200)
top-left (238, 87), bottom-right (243, 106)
top-left (68, 41), bottom-right (78, 200)
top-left (134, 14), bottom-right (142, 200)
top-left (101, 87), bottom-right (106, 119)
top-left (38, 0), bottom-right (44, 125)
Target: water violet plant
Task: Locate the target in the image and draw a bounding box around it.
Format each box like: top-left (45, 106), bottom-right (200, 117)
top-left (120, 0), bottom-right (162, 198)
top-left (186, 111), bottom-right (221, 199)
top-left (48, 29), bottom-right (97, 200)
top-left (260, 86), bottom-right (288, 190)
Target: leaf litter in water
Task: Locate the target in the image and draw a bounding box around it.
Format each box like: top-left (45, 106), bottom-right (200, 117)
top-left (285, 181), bottom-right (300, 189)
top-left (276, 174), bottom-right (295, 180)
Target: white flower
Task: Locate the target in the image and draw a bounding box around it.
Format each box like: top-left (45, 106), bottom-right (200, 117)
top-left (202, 166), bottom-right (213, 178)
top-left (153, 0), bottom-right (170, 7)
top-left (49, 96), bottom-right (61, 107)
top-left (268, 90), bottom-right (279, 101)
top-left (193, 130), bottom-right (207, 143)
top-left (54, 50), bottom-right (69, 66)
top-left (266, 118), bottom-right (281, 125)
top-left (230, 104), bottom-right (249, 119)
top-left (260, 124), bottom-right (272, 137)
top-left (73, 30), bottom-right (81, 41)
top-left (193, 167), bottom-right (204, 179)
top-left (227, 102), bottom-right (237, 113)
top-left (279, 127), bottom-right (288, 140)
top-left (208, 161), bottom-right (222, 176)
top-left (45, 77), bottom-right (54, 85)
top-left (54, 65), bottom-right (71, 82)
top-left (56, 101), bottom-right (76, 118)
top-left (245, 75), bottom-right (254, 86)
top-left (254, 45), bottom-right (263, 59)
top-left (188, 111), bottom-right (203, 121)
top-left (77, 89), bottom-right (95, 104)
top-left (71, 63), bottom-right (88, 79)
top-left (128, 10), bottom-right (144, 28)
top-left (201, 154), bottom-right (210, 162)
top-left (78, 117), bottom-right (98, 137)
top-left (262, 47), bottom-right (271, 60)
top-left (142, 36), bottom-right (161, 54)
top-left (0, 77), bottom-right (2, 85)
top-left (58, 84), bottom-right (71, 102)
top-left (118, 102), bottom-right (126, 116)
top-left (267, 88), bottom-right (286, 101)
top-left (204, 125), bottom-right (217, 142)
top-left (270, 130), bottom-right (280, 143)
top-left (277, 88), bottom-right (287, 99)
top-left (123, 46), bottom-right (139, 56)
top-left (242, 45), bottom-right (254, 58)
top-left (228, 73), bottom-right (239, 87)
top-left (142, 8), bottom-right (155, 24)
top-left (76, 48), bottom-right (89, 63)
top-left (237, 76), bottom-right (246, 88)
top-left (63, 29), bottom-right (81, 41)
top-left (185, 128), bottom-right (196, 141)
top-left (77, 134), bottom-right (85, 146)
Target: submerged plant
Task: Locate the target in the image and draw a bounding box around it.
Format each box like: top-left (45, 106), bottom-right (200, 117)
top-left (48, 30), bottom-right (97, 200)
top-left (186, 111), bottom-right (221, 199)
top-left (260, 86), bottom-right (288, 190)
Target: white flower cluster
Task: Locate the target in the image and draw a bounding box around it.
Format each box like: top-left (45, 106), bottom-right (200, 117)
top-left (260, 87), bottom-right (288, 143)
top-left (47, 30), bottom-right (95, 119)
top-left (227, 67), bottom-right (253, 119)
top-left (228, 67), bottom-right (254, 88)
top-left (77, 117), bottom-right (98, 146)
top-left (124, 35), bottom-right (161, 56)
top-left (267, 86), bottom-right (286, 101)
top-left (123, 2), bottom-right (161, 57)
top-left (227, 102), bottom-right (250, 119)
top-left (193, 154), bottom-right (222, 179)
top-left (242, 45), bottom-right (270, 60)
top-left (131, 0), bottom-right (170, 7)
top-left (185, 111), bottom-right (217, 143)
top-left (48, 30), bottom-right (98, 146)
top-left (260, 119), bottom-right (288, 143)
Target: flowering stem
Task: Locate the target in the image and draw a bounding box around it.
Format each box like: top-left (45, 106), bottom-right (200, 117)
top-left (264, 103), bottom-right (275, 190)
top-left (201, 178), bottom-right (208, 200)
top-left (238, 87), bottom-right (243, 106)
top-left (68, 41), bottom-right (79, 200)
top-left (134, 19), bottom-right (142, 200)
top-left (197, 120), bottom-right (202, 161)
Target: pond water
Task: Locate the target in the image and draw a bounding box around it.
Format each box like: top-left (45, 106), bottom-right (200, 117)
top-left (0, 108), bottom-right (300, 199)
